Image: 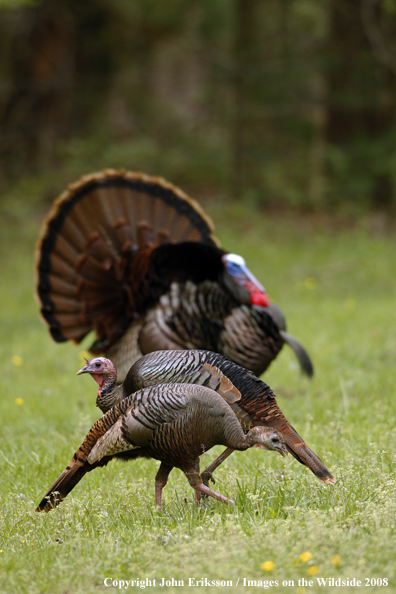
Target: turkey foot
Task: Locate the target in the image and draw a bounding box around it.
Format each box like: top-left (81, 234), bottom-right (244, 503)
top-left (195, 483), bottom-right (234, 505)
top-left (201, 470), bottom-right (216, 487)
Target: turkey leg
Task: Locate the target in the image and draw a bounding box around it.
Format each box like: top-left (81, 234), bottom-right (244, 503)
top-left (155, 462), bottom-right (173, 511)
top-left (185, 464), bottom-right (235, 506)
top-left (201, 447), bottom-right (235, 486)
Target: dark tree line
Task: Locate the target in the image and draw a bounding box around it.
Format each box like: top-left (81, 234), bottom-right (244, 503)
top-left (1, 0), bottom-right (396, 209)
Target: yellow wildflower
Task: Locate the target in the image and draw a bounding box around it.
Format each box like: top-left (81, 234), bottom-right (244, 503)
top-left (15, 398), bottom-right (23, 406)
top-left (300, 552), bottom-right (312, 563)
top-left (307, 566), bottom-right (319, 576)
top-left (261, 561), bottom-right (275, 571)
top-left (304, 278), bottom-right (317, 290)
top-left (12, 355), bottom-right (23, 366)
top-left (330, 554), bottom-right (342, 567)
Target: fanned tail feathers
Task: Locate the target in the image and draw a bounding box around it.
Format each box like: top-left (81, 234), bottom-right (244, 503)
top-left (36, 170), bottom-right (218, 347)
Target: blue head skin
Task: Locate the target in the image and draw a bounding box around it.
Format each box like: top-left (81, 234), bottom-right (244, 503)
top-left (221, 253), bottom-right (269, 307)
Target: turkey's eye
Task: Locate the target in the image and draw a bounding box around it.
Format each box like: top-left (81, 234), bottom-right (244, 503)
top-left (95, 361), bottom-right (101, 368)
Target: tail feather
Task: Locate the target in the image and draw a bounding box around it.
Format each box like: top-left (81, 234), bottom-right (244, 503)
top-left (36, 461), bottom-right (87, 512)
top-left (36, 396), bottom-right (145, 512)
top-left (288, 442), bottom-right (335, 484)
top-left (263, 415), bottom-right (335, 484)
top-left (36, 170), bottom-right (218, 346)
top-left (36, 446), bottom-right (151, 512)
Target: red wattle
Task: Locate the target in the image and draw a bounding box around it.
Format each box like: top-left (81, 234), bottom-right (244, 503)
top-left (250, 292), bottom-right (269, 307)
top-left (92, 373), bottom-right (104, 386)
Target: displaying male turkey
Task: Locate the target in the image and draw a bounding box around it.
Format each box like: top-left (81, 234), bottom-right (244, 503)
top-left (35, 169), bottom-right (313, 382)
top-left (36, 383), bottom-right (286, 512)
top-left (76, 351), bottom-right (335, 485)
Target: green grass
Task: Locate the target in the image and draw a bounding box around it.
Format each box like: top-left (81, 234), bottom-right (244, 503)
top-left (1, 194), bottom-right (396, 594)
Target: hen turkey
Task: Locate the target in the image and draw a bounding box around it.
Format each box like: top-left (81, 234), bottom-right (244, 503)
top-left (36, 169), bottom-right (313, 381)
top-left (77, 351), bottom-right (334, 485)
top-left (36, 382), bottom-right (286, 512)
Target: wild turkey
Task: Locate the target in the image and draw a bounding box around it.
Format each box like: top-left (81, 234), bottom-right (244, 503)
top-left (35, 169), bottom-right (313, 382)
top-left (77, 351), bottom-right (335, 485)
top-left (36, 383), bottom-right (286, 512)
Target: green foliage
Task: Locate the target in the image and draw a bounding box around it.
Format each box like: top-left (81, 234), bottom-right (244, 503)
top-left (1, 0), bottom-right (396, 208)
top-left (1, 195), bottom-right (396, 593)
top-left (0, 0), bottom-right (38, 7)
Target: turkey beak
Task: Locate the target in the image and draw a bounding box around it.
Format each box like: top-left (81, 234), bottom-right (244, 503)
top-left (278, 444), bottom-right (287, 457)
top-left (76, 359), bottom-right (91, 375)
top-left (254, 443), bottom-right (287, 456)
top-left (269, 435), bottom-right (287, 457)
top-left (254, 434), bottom-right (287, 457)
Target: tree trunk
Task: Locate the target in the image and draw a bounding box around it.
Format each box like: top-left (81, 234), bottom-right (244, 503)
top-left (325, 0), bottom-right (396, 208)
top-left (231, 0), bottom-right (257, 200)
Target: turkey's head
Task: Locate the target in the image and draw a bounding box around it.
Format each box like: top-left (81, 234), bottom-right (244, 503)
top-left (77, 357), bottom-right (117, 399)
top-left (222, 253), bottom-right (269, 307)
top-left (247, 427), bottom-right (287, 456)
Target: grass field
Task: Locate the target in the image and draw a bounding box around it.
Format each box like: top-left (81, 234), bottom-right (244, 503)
top-left (1, 193), bottom-right (396, 594)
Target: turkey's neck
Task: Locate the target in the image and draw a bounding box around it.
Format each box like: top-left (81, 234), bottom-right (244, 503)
top-left (95, 368), bottom-right (121, 413)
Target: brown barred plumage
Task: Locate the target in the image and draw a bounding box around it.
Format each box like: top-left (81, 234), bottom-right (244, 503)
top-left (77, 352), bottom-right (335, 486)
top-left (36, 383), bottom-right (286, 512)
top-left (35, 169), bottom-right (313, 381)
top-left (127, 350), bottom-right (334, 484)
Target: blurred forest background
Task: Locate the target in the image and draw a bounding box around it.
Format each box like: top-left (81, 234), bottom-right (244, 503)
top-left (1, 0), bottom-right (396, 212)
